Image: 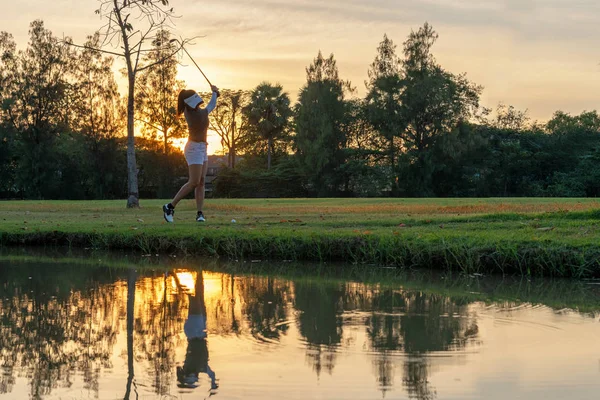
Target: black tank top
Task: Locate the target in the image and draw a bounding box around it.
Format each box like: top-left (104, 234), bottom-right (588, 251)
top-left (184, 107), bottom-right (209, 143)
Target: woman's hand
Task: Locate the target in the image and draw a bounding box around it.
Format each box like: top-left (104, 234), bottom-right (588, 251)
top-left (211, 85), bottom-right (220, 97)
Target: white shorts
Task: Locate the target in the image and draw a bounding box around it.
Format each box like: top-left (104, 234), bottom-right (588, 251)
top-left (184, 141), bottom-right (208, 166)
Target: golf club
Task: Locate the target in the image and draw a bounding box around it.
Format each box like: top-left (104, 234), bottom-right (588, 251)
top-left (175, 40), bottom-right (213, 88)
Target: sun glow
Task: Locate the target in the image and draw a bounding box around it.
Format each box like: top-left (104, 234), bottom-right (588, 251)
top-left (171, 138), bottom-right (187, 153)
top-left (171, 270), bottom-right (225, 300)
top-left (173, 270), bottom-right (196, 295)
top-left (171, 129), bottom-right (225, 155)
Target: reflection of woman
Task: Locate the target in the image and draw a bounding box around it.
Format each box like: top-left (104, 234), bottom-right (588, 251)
top-left (176, 271), bottom-right (218, 390)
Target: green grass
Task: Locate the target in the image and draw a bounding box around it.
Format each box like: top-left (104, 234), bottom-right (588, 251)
top-left (2, 198), bottom-right (600, 277)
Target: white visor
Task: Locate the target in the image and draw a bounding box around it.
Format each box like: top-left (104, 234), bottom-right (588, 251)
top-left (184, 93), bottom-right (203, 108)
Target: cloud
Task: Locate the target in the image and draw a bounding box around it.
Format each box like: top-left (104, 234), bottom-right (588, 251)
top-left (3, 0), bottom-right (600, 119)
top-left (178, 0), bottom-right (600, 44)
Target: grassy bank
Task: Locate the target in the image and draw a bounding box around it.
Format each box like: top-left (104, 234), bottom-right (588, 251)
top-left (2, 198), bottom-right (600, 277)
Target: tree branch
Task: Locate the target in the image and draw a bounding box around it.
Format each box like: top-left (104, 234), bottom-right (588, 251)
top-left (136, 41), bottom-right (185, 73)
top-left (61, 41), bottom-right (125, 58)
top-left (135, 117), bottom-right (163, 132)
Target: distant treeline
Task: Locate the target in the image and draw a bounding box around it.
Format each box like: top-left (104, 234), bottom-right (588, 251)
top-left (1, 21), bottom-right (600, 200)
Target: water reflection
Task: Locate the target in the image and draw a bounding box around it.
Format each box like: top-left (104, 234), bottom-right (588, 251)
top-left (241, 276), bottom-right (290, 342)
top-left (0, 264), bottom-right (122, 399)
top-left (176, 270), bottom-right (218, 391)
top-left (0, 259), bottom-right (598, 400)
top-left (294, 281), bottom-right (344, 377)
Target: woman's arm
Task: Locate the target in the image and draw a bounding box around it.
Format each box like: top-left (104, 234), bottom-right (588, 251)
top-left (206, 86), bottom-right (219, 113)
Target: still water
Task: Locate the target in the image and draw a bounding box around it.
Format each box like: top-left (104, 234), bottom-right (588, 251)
top-left (0, 255), bottom-right (599, 400)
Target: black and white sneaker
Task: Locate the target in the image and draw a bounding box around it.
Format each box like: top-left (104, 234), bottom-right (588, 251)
top-left (196, 211), bottom-right (206, 222)
top-left (163, 204), bottom-right (175, 223)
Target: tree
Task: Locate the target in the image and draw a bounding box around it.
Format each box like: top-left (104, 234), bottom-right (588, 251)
top-left (0, 123), bottom-right (15, 197)
top-left (365, 34), bottom-right (404, 195)
top-left (0, 21), bottom-right (72, 199)
top-left (0, 32), bottom-right (17, 197)
top-left (70, 33), bottom-right (126, 199)
top-left (398, 23), bottom-right (482, 195)
top-left (295, 51), bottom-right (352, 196)
top-left (546, 110), bottom-right (600, 135)
top-left (543, 110), bottom-right (600, 196)
top-left (243, 82), bottom-right (292, 169)
top-left (492, 103), bottom-right (531, 130)
top-left (70, 33), bottom-right (123, 140)
top-left (206, 89), bottom-right (248, 168)
top-left (92, 0), bottom-right (187, 207)
top-left (341, 99), bottom-right (389, 196)
top-left (0, 31), bottom-right (16, 108)
top-left (135, 29), bottom-right (186, 154)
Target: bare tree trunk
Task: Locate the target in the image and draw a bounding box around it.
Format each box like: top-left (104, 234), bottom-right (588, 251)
top-left (267, 137), bottom-right (272, 170)
top-left (163, 129), bottom-right (169, 154)
top-left (113, 0), bottom-right (139, 208)
top-left (229, 117), bottom-right (236, 169)
top-left (126, 76), bottom-right (139, 208)
top-left (390, 137), bottom-right (397, 197)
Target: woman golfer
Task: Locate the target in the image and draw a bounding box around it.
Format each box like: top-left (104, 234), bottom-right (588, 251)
top-left (163, 86), bottom-right (219, 223)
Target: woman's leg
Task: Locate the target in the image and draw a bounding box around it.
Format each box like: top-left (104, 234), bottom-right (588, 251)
top-left (195, 162), bottom-right (209, 212)
top-left (171, 164), bottom-right (203, 207)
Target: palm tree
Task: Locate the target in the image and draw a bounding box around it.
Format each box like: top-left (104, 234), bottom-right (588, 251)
top-left (244, 82), bottom-right (292, 169)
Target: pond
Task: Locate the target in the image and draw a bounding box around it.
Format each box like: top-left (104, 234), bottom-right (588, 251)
top-left (1, 251), bottom-right (599, 399)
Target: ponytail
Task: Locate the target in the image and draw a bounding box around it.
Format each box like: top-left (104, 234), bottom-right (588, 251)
top-left (177, 89), bottom-right (197, 115)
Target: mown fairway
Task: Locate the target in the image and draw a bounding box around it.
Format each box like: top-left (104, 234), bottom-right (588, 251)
top-left (1, 197), bottom-right (599, 242)
top-left (2, 198), bottom-right (600, 277)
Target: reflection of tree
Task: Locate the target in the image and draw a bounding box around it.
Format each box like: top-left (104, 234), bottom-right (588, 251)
top-left (0, 263), bottom-right (123, 399)
top-left (403, 358), bottom-right (435, 400)
top-left (209, 273), bottom-right (241, 336)
top-left (367, 289), bottom-right (406, 351)
top-left (365, 289), bottom-right (407, 396)
top-left (0, 261), bottom-right (484, 400)
top-left (239, 277), bottom-right (289, 341)
top-left (294, 281), bottom-right (345, 377)
top-left (133, 271), bottom-right (184, 396)
top-left (400, 292), bottom-right (478, 353)
top-left (124, 268), bottom-right (136, 400)
top-left (365, 289), bottom-right (479, 399)
top-left (74, 277), bottom-right (122, 394)
top-left (373, 355), bottom-right (395, 396)
top-left (229, 275), bottom-right (241, 335)
top-left (400, 293), bottom-right (477, 400)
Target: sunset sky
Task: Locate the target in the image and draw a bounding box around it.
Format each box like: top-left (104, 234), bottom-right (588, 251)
top-left (5, 0), bottom-right (600, 132)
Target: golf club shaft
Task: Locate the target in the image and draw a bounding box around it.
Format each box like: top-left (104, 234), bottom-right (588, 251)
top-left (182, 46), bottom-right (213, 88)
